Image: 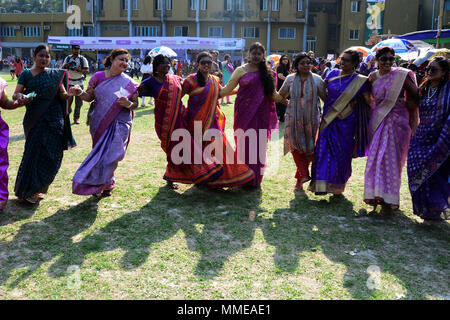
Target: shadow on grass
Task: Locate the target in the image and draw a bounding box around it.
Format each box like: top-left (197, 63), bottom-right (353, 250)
top-left (262, 191), bottom-right (450, 299)
top-left (48, 185), bottom-right (262, 281)
top-left (133, 105), bottom-right (154, 118)
top-left (0, 197), bottom-right (99, 288)
top-left (0, 199), bottom-right (40, 226)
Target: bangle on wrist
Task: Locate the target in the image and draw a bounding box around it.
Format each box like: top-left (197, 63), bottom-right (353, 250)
top-left (128, 101), bottom-right (134, 109)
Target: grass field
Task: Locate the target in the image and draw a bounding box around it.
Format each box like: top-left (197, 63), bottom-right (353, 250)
top-left (0, 70), bottom-right (448, 300)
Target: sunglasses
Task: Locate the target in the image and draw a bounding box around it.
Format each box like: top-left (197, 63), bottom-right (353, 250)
top-left (378, 56), bottom-right (395, 62)
top-left (425, 66), bottom-right (441, 74)
top-left (200, 60), bottom-right (212, 66)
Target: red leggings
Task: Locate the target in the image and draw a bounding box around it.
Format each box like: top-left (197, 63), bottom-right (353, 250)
top-left (292, 150), bottom-right (311, 185)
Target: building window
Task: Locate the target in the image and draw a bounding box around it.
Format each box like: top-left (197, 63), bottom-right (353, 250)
top-left (174, 26), bottom-right (188, 36)
top-left (225, 0), bottom-right (232, 11)
top-left (279, 28), bottom-right (295, 39)
top-left (350, 1), bottom-right (361, 13)
top-left (243, 27), bottom-right (259, 38)
top-left (99, 0), bottom-right (104, 10)
top-left (349, 29), bottom-right (360, 40)
top-left (155, 0), bottom-right (171, 10)
top-left (0, 26), bottom-right (17, 37)
top-left (260, 0), bottom-right (267, 11)
top-left (122, 0), bottom-right (138, 10)
top-left (306, 35), bottom-right (316, 52)
top-left (272, 0), bottom-right (280, 11)
top-left (189, 0), bottom-right (207, 10)
top-left (68, 27), bottom-right (83, 36)
top-left (208, 26), bottom-right (224, 37)
top-left (445, 0), bottom-right (450, 10)
top-left (297, 0), bottom-right (304, 11)
top-left (135, 25), bottom-right (161, 36)
top-left (308, 14), bottom-right (317, 27)
top-left (23, 26), bottom-right (42, 38)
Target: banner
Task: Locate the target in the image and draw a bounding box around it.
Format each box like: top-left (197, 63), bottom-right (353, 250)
top-left (47, 36), bottom-right (246, 51)
top-left (364, 0), bottom-right (385, 46)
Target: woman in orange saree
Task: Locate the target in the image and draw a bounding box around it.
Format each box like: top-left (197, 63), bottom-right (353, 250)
top-left (182, 52), bottom-right (255, 188)
top-left (139, 54), bottom-right (223, 188)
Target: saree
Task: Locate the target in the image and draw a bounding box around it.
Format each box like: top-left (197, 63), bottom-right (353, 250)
top-left (72, 72), bottom-right (138, 195)
top-left (407, 81), bottom-right (450, 220)
top-left (0, 78), bottom-right (10, 207)
top-left (309, 70), bottom-right (370, 194)
top-left (222, 63), bottom-right (234, 85)
top-left (140, 74), bottom-right (223, 184)
top-left (183, 74), bottom-right (255, 188)
top-left (234, 71), bottom-right (278, 187)
top-left (364, 67), bottom-right (417, 207)
top-left (15, 68), bottom-right (76, 200)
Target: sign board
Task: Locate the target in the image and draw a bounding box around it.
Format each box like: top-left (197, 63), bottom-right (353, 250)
top-left (364, 0), bottom-right (386, 46)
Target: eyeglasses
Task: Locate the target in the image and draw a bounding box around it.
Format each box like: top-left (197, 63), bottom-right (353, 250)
top-left (200, 60), bottom-right (212, 66)
top-left (378, 56), bottom-right (395, 63)
top-left (425, 66), bottom-right (441, 74)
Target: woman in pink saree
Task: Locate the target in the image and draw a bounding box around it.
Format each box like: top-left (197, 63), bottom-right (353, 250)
top-left (71, 49), bottom-right (139, 197)
top-left (364, 47), bottom-right (419, 212)
top-left (220, 42), bottom-right (284, 188)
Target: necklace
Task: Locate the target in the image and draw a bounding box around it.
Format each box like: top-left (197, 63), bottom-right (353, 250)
top-left (426, 86), bottom-right (438, 104)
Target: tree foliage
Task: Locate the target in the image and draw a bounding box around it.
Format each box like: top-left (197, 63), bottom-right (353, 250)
top-left (0, 0), bottom-right (64, 13)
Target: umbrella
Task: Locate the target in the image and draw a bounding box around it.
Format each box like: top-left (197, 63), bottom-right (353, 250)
top-left (267, 54), bottom-right (281, 67)
top-left (413, 48), bottom-right (450, 66)
top-left (148, 46), bottom-right (177, 58)
top-left (336, 46), bottom-right (372, 63)
top-left (371, 38), bottom-right (417, 54)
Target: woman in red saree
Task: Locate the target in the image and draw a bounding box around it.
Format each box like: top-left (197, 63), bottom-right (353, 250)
top-left (139, 54), bottom-right (224, 188)
top-left (182, 52), bottom-right (255, 188)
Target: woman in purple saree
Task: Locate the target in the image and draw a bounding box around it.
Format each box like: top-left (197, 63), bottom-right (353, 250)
top-left (220, 42), bottom-right (283, 188)
top-left (309, 50), bottom-right (371, 196)
top-left (407, 57), bottom-right (449, 221)
top-left (72, 49), bottom-right (139, 197)
top-left (364, 47), bottom-right (419, 212)
top-left (0, 77), bottom-right (28, 211)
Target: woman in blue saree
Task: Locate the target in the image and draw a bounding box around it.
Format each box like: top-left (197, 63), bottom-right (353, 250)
top-left (407, 57), bottom-right (449, 221)
top-left (71, 49), bottom-right (139, 197)
top-left (309, 50), bottom-right (371, 195)
top-left (13, 45), bottom-right (76, 204)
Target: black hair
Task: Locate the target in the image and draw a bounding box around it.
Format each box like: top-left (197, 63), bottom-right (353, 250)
top-left (152, 54), bottom-right (171, 77)
top-left (143, 55), bottom-right (152, 65)
top-left (33, 44), bottom-right (50, 57)
top-left (104, 48), bottom-right (130, 68)
top-left (343, 50), bottom-right (361, 69)
top-left (278, 54), bottom-right (291, 74)
top-left (375, 46), bottom-right (395, 59)
top-left (223, 54), bottom-right (231, 61)
top-left (293, 52), bottom-right (312, 74)
top-left (419, 56), bottom-right (450, 98)
top-left (325, 62), bottom-right (332, 68)
top-left (196, 51), bottom-right (213, 87)
top-left (249, 42), bottom-right (274, 97)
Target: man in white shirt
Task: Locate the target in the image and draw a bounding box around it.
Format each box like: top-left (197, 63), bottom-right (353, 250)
top-left (62, 45), bottom-right (89, 124)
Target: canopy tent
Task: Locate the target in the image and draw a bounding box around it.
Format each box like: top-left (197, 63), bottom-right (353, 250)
top-left (47, 36), bottom-right (246, 51)
top-left (396, 29), bottom-right (450, 45)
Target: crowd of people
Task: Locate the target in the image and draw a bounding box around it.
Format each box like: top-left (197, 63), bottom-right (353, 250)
top-left (0, 42), bottom-right (448, 223)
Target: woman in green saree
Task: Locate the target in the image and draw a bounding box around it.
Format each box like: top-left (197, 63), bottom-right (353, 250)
top-left (13, 45), bottom-right (76, 204)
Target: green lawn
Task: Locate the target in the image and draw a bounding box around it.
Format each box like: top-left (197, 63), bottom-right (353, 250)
top-left (0, 71), bottom-right (448, 300)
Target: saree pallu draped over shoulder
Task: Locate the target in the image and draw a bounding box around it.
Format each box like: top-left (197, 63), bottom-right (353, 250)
top-left (407, 81), bottom-right (450, 220)
top-left (234, 71), bottom-right (278, 187)
top-left (72, 72), bottom-right (138, 195)
top-left (364, 67), bottom-right (417, 207)
top-left (0, 78), bottom-right (10, 208)
top-left (309, 71), bottom-right (370, 195)
top-left (15, 68), bottom-right (76, 200)
top-left (183, 74), bottom-right (254, 188)
top-left (150, 74), bottom-right (223, 184)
